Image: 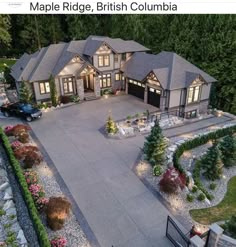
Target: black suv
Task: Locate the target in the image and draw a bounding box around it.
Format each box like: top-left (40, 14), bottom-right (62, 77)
top-left (1, 102), bottom-right (42, 122)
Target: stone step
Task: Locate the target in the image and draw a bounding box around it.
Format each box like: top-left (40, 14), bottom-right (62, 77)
top-left (84, 94), bottom-right (97, 101)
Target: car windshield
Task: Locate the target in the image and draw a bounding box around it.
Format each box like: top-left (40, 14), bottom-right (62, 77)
top-left (21, 104), bottom-right (34, 111)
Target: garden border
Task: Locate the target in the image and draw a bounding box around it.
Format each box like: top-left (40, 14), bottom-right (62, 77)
top-left (0, 127), bottom-right (51, 247)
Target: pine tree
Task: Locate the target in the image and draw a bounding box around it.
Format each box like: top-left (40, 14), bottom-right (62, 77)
top-left (19, 80), bottom-right (32, 103)
top-left (106, 115), bottom-right (118, 134)
top-left (219, 135), bottom-right (236, 167)
top-left (49, 75), bottom-right (57, 107)
top-left (143, 121), bottom-right (167, 166)
top-left (201, 142), bottom-right (223, 180)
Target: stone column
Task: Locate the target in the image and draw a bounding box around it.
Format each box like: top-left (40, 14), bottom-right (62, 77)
top-left (76, 79), bottom-right (84, 100)
top-left (59, 78), bottom-right (64, 96)
top-left (94, 77), bottom-right (101, 97)
top-left (207, 224), bottom-right (224, 247)
top-left (144, 85), bottom-right (148, 104)
top-left (190, 235), bottom-right (205, 247)
top-left (160, 96), bottom-right (165, 111)
top-left (125, 79), bottom-right (128, 94)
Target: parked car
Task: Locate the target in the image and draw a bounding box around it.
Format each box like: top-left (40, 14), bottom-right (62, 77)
top-left (0, 93), bottom-right (9, 106)
top-left (1, 102), bottom-right (42, 122)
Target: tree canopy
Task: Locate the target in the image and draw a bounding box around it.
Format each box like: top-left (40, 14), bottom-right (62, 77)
top-left (1, 14), bottom-right (235, 114)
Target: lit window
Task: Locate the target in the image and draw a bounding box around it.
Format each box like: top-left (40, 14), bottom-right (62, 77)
top-left (98, 55), bottom-right (110, 67)
top-left (100, 74), bottom-right (111, 88)
top-left (63, 77), bottom-right (74, 94)
top-left (187, 86), bottom-right (200, 104)
top-left (115, 73), bottom-right (120, 81)
top-left (39, 82), bottom-right (50, 94)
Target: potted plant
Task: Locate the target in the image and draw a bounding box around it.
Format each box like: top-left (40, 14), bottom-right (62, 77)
top-left (126, 115), bottom-right (132, 124)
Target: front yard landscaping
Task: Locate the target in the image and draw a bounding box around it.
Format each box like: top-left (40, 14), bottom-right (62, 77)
top-left (0, 124), bottom-right (89, 247)
top-left (135, 112), bottom-right (236, 236)
top-left (190, 176), bottom-right (236, 225)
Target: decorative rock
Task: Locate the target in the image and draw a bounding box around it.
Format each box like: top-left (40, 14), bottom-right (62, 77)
top-left (3, 192), bottom-right (13, 200)
top-left (3, 200), bottom-right (14, 211)
top-left (6, 207), bottom-right (16, 216)
top-left (5, 187), bottom-right (12, 197)
top-left (205, 198), bottom-right (211, 205)
top-left (17, 229), bottom-right (27, 245)
top-left (10, 222), bottom-right (21, 233)
top-left (0, 182), bottom-right (10, 191)
top-left (0, 171), bottom-right (8, 180)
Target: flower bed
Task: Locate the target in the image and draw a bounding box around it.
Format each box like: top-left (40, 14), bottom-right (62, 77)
top-left (0, 127), bottom-right (51, 246)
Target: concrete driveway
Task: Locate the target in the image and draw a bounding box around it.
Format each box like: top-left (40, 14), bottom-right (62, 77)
top-left (29, 95), bottom-right (172, 247)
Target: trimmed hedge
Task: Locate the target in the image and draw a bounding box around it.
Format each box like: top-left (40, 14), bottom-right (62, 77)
top-left (173, 124), bottom-right (236, 173)
top-left (173, 124), bottom-right (236, 200)
top-left (0, 128), bottom-right (50, 247)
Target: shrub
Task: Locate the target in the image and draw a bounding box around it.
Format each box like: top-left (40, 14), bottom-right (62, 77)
top-left (46, 197), bottom-right (71, 231)
top-left (4, 125), bottom-right (14, 136)
top-left (209, 183), bottom-right (217, 190)
top-left (186, 194), bottom-right (194, 202)
top-left (60, 96), bottom-right (71, 104)
top-left (143, 121), bottom-right (167, 166)
top-left (50, 236), bottom-right (67, 247)
top-left (10, 140), bottom-right (22, 150)
top-left (14, 145), bottom-right (42, 168)
top-left (0, 128), bottom-right (50, 246)
top-left (159, 167), bottom-right (186, 194)
top-left (70, 95), bottom-right (80, 103)
top-left (225, 215), bottom-right (236, 238)
top-left (36, 197), bottom-right (49, 212)
top-left (191, 185), bottom-right (198, 193)
top-left (201, 142), bottom-right (223, 180)
top-left (219, 135), bottom-right (236, 167)
top-left (153, 165), bottom-right (163, 176)
top-left (197, 193), bottom-right (206, 201)
top-left (29, 184), bottom-right (45, 200)
top-left (24, 170), bottom-right (39, 185)
top-left (106, 115), bottom-right (118, 134)
top-left (17, 132), bottom-right (30, 143)
top-left (11, 124), bottom-right (31, 136)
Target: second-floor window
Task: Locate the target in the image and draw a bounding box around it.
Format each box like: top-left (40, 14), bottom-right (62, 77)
top-left (121, 53), bottom-right (126, 61)
top-left (114, 54), bottom-right (118, 63)
top-left (98, 55), bottom-right (110, 67)
top-left (187, 86), bottom-right (200, 104)
top-left (39, 82), bottom-right (50, 94)
top-left (63, 77), bottom-right (73, 94)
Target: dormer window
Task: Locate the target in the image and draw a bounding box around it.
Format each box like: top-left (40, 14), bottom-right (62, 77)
top-left (121, 53), bottom-right (126, 61)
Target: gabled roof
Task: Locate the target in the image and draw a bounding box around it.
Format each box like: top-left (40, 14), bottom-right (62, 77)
top-left (122, 51), bottom-right (217, 90)
top-left (12, 35), bottom-right (148, 82)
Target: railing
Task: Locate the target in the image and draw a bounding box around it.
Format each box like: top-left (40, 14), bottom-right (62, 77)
top-left (166, 216), bottom-right (190, 247)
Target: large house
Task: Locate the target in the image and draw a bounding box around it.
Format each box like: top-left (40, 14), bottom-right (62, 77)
top-left (11, 35), bottom-right (216, 118)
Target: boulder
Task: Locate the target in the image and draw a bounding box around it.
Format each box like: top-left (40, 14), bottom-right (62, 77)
top-left (0, 182), bottom-right (10, 191)
top-left (6, 207), bottom-right (16, 216)
top-left (17, 230), bottom-right (27, 245)
top-left (3, 200), bottom-right (14, 211)
top-left (10, 222), bottom-right (21, 233)
top-left (3, 192), bottom-right (13, 201)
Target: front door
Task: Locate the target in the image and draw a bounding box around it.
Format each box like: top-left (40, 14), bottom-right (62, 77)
top-left (82, 75), bottom-right (92, 92)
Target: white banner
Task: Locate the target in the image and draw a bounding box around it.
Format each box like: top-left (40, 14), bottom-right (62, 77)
top-left (0, 0), bottom-right (236, 14)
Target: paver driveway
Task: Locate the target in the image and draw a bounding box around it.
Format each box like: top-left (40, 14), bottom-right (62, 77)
top-left (29, 95), bottom-right (172, 247)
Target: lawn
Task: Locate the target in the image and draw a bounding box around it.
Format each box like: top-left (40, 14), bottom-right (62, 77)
top-left (190, 176), bottom-right (236, 225)
top-left (0, 58), bottom-right (17, 73)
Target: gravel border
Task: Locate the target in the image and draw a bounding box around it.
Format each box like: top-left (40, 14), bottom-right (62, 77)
top-left (0, 145), bottom-right (39, 247)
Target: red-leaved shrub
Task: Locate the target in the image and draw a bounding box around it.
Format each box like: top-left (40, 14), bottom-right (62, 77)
top-left (159, 167), bottom-right (186, 194)
top-left (50, 236), bottom-right (67, 247)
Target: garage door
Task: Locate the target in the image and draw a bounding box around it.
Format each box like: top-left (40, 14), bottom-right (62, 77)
top-left (128, 82), bottom-right (145, 100)
top-left (148, 87), bottom-right (161, 108)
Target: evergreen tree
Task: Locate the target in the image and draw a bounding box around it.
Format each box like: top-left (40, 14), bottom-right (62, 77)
top-left (0, 15), bottom-right (11, 47)
top-left (201, 142), bottom-right (223, 180)
top-left (49, 75), bottom-right (57, 107)
top-left (225, 215), bottom-right (236, 238)
top-left (3, 65), bottom-right (15, 88)
top-left (106, 115), bottom-right (118, 134)
top-left (19, 80), bottom-right (32, 103)
top-left (143, 121), bottom-right (167, 166)
top-left (219, 135), bottom-right (236, 167)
